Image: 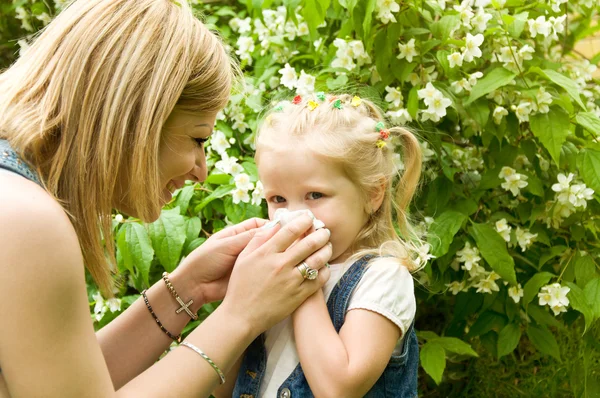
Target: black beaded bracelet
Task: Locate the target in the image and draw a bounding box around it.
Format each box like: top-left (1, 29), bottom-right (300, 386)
top-left (141, 289), bottom-right (182, 343)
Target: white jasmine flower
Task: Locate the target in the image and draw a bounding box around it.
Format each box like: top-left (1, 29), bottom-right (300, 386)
top-left (234, 173), bottom-right (254, 192)
top-left (376, 0), bottom-right (400, 24)
top-left (417, 82), bottom-right (439, 105)
top-left (235, 36), bottom-right (255, 64)
top-left (493, 106), bottom-right (508, 124)
top-left (534, 87), bottom-right (553, 113)
top-left (297, 22), bottom-right (310, 37)
top-left (454, 2), bottom-right (475, 28)
top-left (106, 298), bottom-right (121, 313)
top-left (474, 273), bottom-right (500, 294)
top-left (331, 55), bottom-right (356, 71)
top-left (538, 283), bottom-right (570, 316)
top-left (296, 70), bottom-right (316, 96)
top-left (519, 44), bottom-right (535, 61)
top-left (386, 108), bottom-right (412, 125)
top-left (451, 78), bottom-right (471, 94)
top-left (230, 17), bottom-right (252, 34)
top-left (215, 154), bottom-right (243, 176)
top-left (420, 141), bottom-right (436, 163)
top-left (495, 218), bottom-right (512, 242)
top-left (499, 166), bottom-right (517, 180)
top-left (209, 130), bottom-right (231, 155)
top-left (515, 227), bottom-right (537, 251)
top-left (398, 38), bottom-right (419, 63)
top-left (501, 173), bottom-right (528, 196)
top-left (385, 86), bottom-right (404, 108)
top-left (349, 40), bottom-right (371, 66)
top-left (528, 16), bottom-right (552, 38)
top-left (114, 214), bottom-right (124, 223)
top-left (415, 243), bottom-right (435, 268)
top-left (468, 71), bottom-right (484, 86)
top-left (278, 63), bottom-right (298, 89)
top-left (462, 33), bottom-right (484, 62)
top-left (447, 281), bottom-right (467, 295)
top-left (508, 284), bottom-right (524, 303)
top-left (456, 242), bottom-right (481, 271)
top-left (513, 101), bottom-right (532, 123)
top-left (251, 181), bottom-right (264, 206)
top-left (552, 173), bottom-right (574, 194)
top-left (421, 93), bottom-right (452, 122)
top-left (472, 7), bottom-right (492, 32)
top-left (232, 188), bottom-right (251, 204)
top-left (448, 52), bottom-right (464, 68)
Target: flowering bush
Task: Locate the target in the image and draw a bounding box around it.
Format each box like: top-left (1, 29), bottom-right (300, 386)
top-left (4, 0), bottom-right (600, 394)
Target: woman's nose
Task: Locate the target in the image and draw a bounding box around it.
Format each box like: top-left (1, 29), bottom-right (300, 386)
top-left (190, 149), bottom-right (207, 183)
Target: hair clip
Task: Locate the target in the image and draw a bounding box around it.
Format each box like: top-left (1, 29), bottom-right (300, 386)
top-left (351, 96), bottom-right (362, 107)
top-left (375, 121), bottom-right (385, 132)
top-left (316, 92), bottom-right (326, 102)
top-left (375, 140), bottom-right (387, 148)
top-left (333, 99), bottom-right (343, 109)
top-left (273, 105), bottom-right (284, 112)
top-left (379, 129), bottom-right (390, 140)
top-left (265, 114), bottom-right (273, 125)
top-left (292, 95), bottom-right (302, 105)
top-left (329, 96), bottom-right (338, 103)
top-left (307, 100), bottom-right (319, 111)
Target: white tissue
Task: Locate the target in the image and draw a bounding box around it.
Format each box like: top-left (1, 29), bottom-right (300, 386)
top-left (273, 208), bottom-right (325, 230)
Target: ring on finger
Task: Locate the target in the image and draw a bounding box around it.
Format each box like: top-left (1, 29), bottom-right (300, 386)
top-left (296, 261), bottom-right (319, 281)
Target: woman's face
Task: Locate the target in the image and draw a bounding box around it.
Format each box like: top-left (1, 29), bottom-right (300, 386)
top-left (113, 109), bottom-right (217, 220)
top-left (157, 110), bottom-right (217, 204)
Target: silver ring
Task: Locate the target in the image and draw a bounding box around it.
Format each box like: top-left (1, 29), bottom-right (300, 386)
top-left (296, 261), bottom-right (318, 281)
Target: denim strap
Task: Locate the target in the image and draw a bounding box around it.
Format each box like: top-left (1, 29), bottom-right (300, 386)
top-left (0, 139), bottom-right (42, 186)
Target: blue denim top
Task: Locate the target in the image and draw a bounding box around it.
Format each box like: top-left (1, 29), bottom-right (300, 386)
top-left (233, 255), bottom-right (420, 398)
top-left (0, 139), bottom-right (42, 185)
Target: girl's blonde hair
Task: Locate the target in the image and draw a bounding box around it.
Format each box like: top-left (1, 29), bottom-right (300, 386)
top-left (257, 94), bottom-right (423, 271)
top-left (0, 0), bottom-right (236, 295)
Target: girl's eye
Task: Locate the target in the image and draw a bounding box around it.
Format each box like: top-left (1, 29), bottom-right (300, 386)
top-left (271, 195), bottom-right (286, 204)
top-left (194, 137), bottom-right (209, 147)
top-left (307, 192), bottom-right (323, 200)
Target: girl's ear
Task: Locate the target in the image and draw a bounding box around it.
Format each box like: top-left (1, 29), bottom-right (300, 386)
top-left (369, 178), bottom-right (387, 213)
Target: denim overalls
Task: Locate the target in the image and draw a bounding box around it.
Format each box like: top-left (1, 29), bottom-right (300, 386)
top-left (233, 255), bottom-right (419, 398)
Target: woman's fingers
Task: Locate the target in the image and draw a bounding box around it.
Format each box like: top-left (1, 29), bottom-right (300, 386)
top-left (268, 213), bottom-right (316, 253)
top-left (293, 241), bottom-right (332, 284)
top-left (212, 217), bottom-right (268, 239)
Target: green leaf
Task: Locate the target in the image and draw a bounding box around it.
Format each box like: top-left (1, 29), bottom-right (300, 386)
top-left (195, 185), bottom-right (234, 211)
top-left (575, 255), bottom-right (597, 289)
top-left (302, 0), bottom-right (330, 40)
top-left (420, 341), bottom-right (446, 385)
top-left (497, 323), bottom-right (521, 358)
top-left (523, 272), bottom-right (555, 307)
top-left (576, 112), bottom-right (600, 136)
top-left (540, 69), bottom-right (587, 110)
top-left (527, 305), bottom-right (564, 330)
top-left (407, 86), bottom-right (419, 120)
top-left (434, 337), bottom-right (478, 357)
top-left (467, 99), bottom-right (490, 129)
top-left (578, 150), bottom-right (600, 194)
top-left (503, 11), bottom-right (529, 38)
top-left (117, 223), bottom-right (154, 287)
top-left (362, 0), bottom-right (376, 41)
top-left (326, 74), bottom-right (349, 91)
top-left (148, 208), bottom-right (186, 273)
top-left (467, 311), bottom-right (506, 338)
top-left (427, 211), bottom-right (467, 258)
top-left (430, 14), bottom-right (460, 40)
top-left (527, 324), bottom-right (561, 361)
top-left (205, 173), bottom-right (232, 185)
top-left (184, 237), bottom-right (206, 256)
top-left (469, 223), bottom-right (517, 285)
top-left (525, 173), bottom-right (544, 197)
top-left (584, 278), bottom-right (600, 321)
top-left (174, 185), bottom-right (195, 215)
top-left (465, 67), bottom-right (516, 105)
top-left (565, 282), bottom-right (594, 333)
top-left (185, 217), bottom-right (202, 243)
top-left (529, 107), bottom-right (571, 166)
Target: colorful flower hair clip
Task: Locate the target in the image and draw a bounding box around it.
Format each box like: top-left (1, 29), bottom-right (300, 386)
top-left (379, 129), bottom-right (390, 140)
top-left (375, 121), bottom-right (385, 132)
top-left (307, 100), bottom-right (319, 111)
top-left (351, 96), bottom-right (362, 107)
top-left (333, 99), bottom-right (343, 109)
top-left (375, 140), bottom-right (387, 149)
top-left (273, 105), bottom-right (284, 112)
top-left (265, 114), bottom-right (274, 125)
top-left (292, 95), bottom-right (302, 105)
top-left (316, 92), bottom-right (326, 102)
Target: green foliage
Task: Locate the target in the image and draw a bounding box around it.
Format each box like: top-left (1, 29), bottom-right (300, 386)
top-left (5, 0), bottom-right (600, 395)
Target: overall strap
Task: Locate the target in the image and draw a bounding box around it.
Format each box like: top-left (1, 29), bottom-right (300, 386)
top-left (0, 139), bottom-right (42, 186)
top-left (326, 254), bottom-right (375, 332)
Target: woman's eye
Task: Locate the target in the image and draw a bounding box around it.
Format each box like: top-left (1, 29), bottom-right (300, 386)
top-left (307, 192), bottom-right (323, 200)
top-left (194, 137), bottom-right (209, 147)
top-left (271, 196), bottom-right (286, 203)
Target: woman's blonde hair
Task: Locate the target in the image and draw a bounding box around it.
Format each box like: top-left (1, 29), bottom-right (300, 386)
top-left (256, 94), bottom-right (423, 271)
top-left (0, 0), bottom-right (236, 295)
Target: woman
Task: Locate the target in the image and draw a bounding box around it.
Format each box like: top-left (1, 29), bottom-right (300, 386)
top-left (0, 0), bottom-right (331, 396)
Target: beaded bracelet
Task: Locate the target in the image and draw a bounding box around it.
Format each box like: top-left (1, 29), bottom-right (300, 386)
top-left (141, 289), bottom-right (182, 343)
top-left (162, 272), bottom-right (198, 321)
top-left (180, 341), bottom-right (226, 384)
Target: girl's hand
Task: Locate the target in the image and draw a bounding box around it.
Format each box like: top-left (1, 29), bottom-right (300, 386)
top-left (172, 218), bottom-right (268, 304)
top-left (221, 213), bottom-right (332, 336)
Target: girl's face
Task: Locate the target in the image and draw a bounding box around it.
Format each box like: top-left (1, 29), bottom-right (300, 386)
top-left (258, 137), bottom-right (370, 264)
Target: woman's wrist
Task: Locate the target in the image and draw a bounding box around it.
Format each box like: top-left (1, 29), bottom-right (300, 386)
top-left (168, 266), bottom-right (207, 313)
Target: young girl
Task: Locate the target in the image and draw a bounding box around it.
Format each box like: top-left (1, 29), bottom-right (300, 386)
top-left (217, 93), bottom-right (423, 397)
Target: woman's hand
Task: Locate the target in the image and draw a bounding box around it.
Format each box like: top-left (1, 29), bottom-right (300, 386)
top-left (172, 218), bottom-right (268, 304)
top-left (220, 212), bottom-right (333, 336)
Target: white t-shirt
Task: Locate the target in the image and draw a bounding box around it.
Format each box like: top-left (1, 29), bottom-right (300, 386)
top-left (258, 257), bottom-right (416, 397)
